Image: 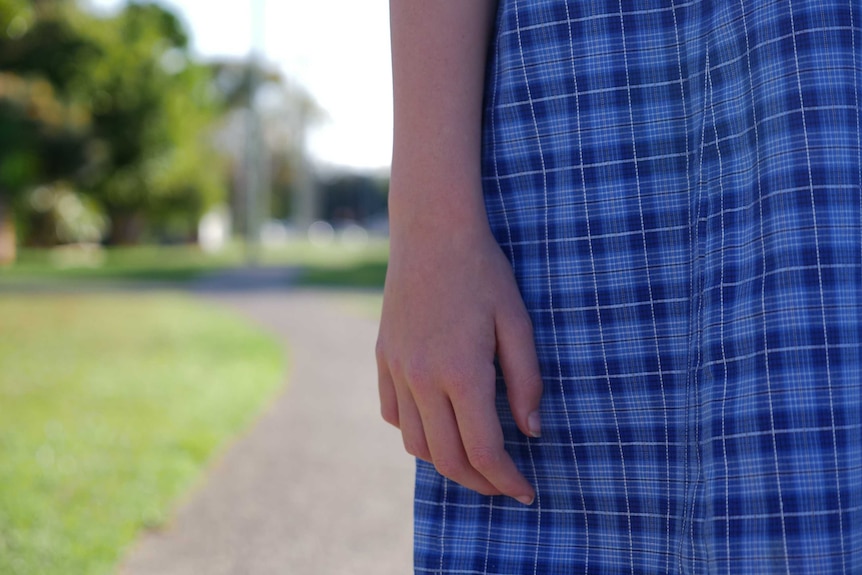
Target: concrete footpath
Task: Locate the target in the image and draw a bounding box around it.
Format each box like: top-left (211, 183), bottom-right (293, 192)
top-left (119, 286), bottom-right (414, 575)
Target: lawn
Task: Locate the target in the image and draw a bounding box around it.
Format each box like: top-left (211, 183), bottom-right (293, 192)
top-left (0, 293), bottom-right (286, 575)
top-left (0, 240), bottom-right (389, 289)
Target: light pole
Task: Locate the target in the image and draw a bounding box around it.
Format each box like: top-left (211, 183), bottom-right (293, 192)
top-left (243, 0), bottom-right (268, 266)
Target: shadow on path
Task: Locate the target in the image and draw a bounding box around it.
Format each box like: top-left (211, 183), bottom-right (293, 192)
top-left (0, 266), bottom-right (301, 294)
top-left (189, 267), bottom-right (303, 293)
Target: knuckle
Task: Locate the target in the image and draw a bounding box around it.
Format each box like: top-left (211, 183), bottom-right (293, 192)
top-left (441, 363), bottom-right (479, 399)
top-left (404, 358), bottom-right (434, 392)
top-left (444, 375), bottom-right (473, 400)
top-left (433, 456), bottom-right (466, 479)
top-left (466, 445), bottom-right (501, 472)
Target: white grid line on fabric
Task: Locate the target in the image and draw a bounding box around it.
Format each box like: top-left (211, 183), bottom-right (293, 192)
top-left (486, 212), bottom-right (856, 249)
top-left (787, 2), bottom-right (847, 571)
top-left (482, 499), bottom-right (494, 575)
top-left (416, 500), bottom-right (862, 523)
top-left (562, 2), bottom-right (591, 571)
top-left (586, 1), bottom-right (637, 572)
top-left (513, 263), bottom-right (857, 310)
top-left (527, 343), bottom-right (859, 370)
top-left (439, 478), bottom-right (448, 573)
top-left (617, 1), bottom-right (662, 569)
top-left (493, 0), bottom-right (851, 73)
top-left (624, 4), bottom-right (676, 565)
top-left (487, 129), bottom-right (857, 187)
top-left (758, 6), bottom-right (791, 573)
top-left (490, 36), bottom-right (853, 112)
top-left (821, 6), bottom-right (859, 568)
top-left (496, 0), bottom-right (702, 41)
top-left (526, 438), bottom-right (541, 575)
top-left (699, 341), bottom-right (856, 370)
top-left (852, 29), bottom-right (862, 574)
top-left (500, 235), bottom-right (857, 266)
top-left (500, 422), bottom-right (862, 449)
top-left (537, 370), bottom-right (692, 383)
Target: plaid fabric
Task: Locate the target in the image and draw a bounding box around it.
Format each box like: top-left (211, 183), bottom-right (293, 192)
top-left (413, 0), bottom-right (862, 573)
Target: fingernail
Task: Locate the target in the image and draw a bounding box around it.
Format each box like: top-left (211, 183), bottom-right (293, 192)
top-left (517, 494), bottom-right (534, 506)
top-left (527, 411), bottom-right (541, 438)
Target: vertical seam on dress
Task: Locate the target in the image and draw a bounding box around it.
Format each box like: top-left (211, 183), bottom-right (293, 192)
top-left (689, 89), bottom-right (708, 567)
top-left (786, 2), bottom-right (846, 572)
top-left (713, 49), bottom-right (731, 569)
top-left (735, 4), bottom-right (763, 572)
top-left (561, 3), bottom-right (592, 571)
top-left (617, 2), bottom-right (661, 573)
top-left (668, 1), bottom-right (691, 570)
top-left (513, 4), bottom-right (543, 572)
top-left (679, 38), bottom-right (712, 575)
top-left (701, 52), bottom-right (725, 573)
top-left (689, 151), bottom-right (707, 575)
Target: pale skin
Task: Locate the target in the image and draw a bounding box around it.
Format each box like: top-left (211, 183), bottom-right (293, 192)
top-left (376, 0), bottom-right (543, 506)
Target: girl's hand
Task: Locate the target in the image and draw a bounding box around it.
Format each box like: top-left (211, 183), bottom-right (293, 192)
top-left (376, 222), bottom-right (543, 505)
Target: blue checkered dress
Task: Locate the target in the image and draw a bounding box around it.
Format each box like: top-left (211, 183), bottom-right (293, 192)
top-left (413, 0), bottom-right (862, 573)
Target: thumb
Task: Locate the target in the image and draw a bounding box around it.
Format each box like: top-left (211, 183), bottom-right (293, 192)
top-left (495, 305), bottom-right (543, 438)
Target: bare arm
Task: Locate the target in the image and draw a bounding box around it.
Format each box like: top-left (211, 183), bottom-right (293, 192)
top-left (377, 0), bottom-right (543, 505)
top-left (388, 0), bottom-right (493, 228)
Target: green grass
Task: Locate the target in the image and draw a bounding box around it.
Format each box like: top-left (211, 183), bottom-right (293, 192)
top-left (1, 244), bottom-right (243, 283)
top-left (0, 293), bottom-right (286, 575)
top-left (0, 240), bottom-right (389, 289)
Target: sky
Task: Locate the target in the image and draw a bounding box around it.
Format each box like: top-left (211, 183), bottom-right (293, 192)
top-left (86, 0), bottom-right (393, 171)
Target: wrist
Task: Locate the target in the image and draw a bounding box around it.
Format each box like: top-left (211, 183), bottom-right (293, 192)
top-left (388, 188), bottom-right (490, 242)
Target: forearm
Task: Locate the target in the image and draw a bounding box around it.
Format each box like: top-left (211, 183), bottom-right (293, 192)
top-left (388, 0), bottom-right (497, 236)
top-left (380, 0), bottom-right (539, 505)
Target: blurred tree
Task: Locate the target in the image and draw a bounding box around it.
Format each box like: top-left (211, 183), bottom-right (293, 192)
top-left (0, 0), bottom-right (328, 258)
top-left (77, 1), bottom-right (225, 244)
top-left (0, 0), bottom-right (228, 256)
top-left (0, 0), bottom-right (95, 259)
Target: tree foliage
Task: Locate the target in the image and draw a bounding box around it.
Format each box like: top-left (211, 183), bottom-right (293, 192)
top-left (0, 0), bottom-right (229, 246)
